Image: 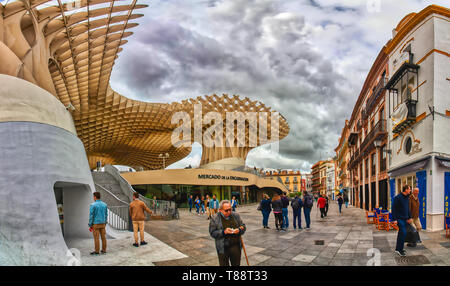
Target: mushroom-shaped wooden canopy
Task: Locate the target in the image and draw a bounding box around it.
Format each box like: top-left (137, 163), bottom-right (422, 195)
top-left (0, 0), bottom-right (290, 170)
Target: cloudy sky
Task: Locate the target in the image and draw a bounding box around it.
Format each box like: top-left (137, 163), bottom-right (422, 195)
top-left (109, 0), bottom-right (447, 172)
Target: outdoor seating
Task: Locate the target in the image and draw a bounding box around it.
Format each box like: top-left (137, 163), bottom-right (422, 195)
top-left (377, 212), bottom-right (389, 231)
top-left (365, 210), bottom-right (376, 224)
top-left (387, 213), bottom-right (398, 231)
top-left (446, 216), bottom-right (450, 238)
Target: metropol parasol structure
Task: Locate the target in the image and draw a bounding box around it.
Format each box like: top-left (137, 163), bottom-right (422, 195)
top-left (0, 0), bottom-right (290, 265)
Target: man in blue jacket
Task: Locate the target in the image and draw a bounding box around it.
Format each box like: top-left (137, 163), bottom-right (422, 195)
top-left (392, 185), bottom-right (412, 257)
top-left (89, 192), bottom-right (108, 255)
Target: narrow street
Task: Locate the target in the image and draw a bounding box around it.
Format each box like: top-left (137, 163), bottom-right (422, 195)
top-left (146, 202), bottom-right (450, 266)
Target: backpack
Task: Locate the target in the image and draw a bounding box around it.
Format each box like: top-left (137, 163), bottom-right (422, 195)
top-left (291, 199), bottom-right (300, 210)
top-left (304, 195), bottom-right (313, 208)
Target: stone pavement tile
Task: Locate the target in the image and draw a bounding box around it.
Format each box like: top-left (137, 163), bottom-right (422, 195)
top-left (318, 251), bottom-right (336, 259)
top-left (286, 261), bottom-right (310, 266)
top-left (352, 258), bottom-right (370, 266)
top-left (247, 253), bottom-right (271, 264)
top-left (334, 253), bottom-right (354, 260)
top-left (256, 257), bottom-right (289, 266)
top-left (292, 254), bottom-right (317, 263)
top-left (311, 256), bottom-right (331, 266)
top-left (259, 248), bottom-right (285, 258)
top-left (328, 242), bottom-right (342, 248)
top-left (337, 248), bottom-right (355, 254)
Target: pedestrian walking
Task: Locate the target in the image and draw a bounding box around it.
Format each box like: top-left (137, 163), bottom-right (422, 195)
top-left (152, 196), bottom-right (158, 214)
top-left (344, 193), bottom-right (349, 208)
top-left (209, 200), bottom-right (247, 266)
top-left (260, 194), bottom-right (272, 229)
top-left (231, 196), bottom-right (239, 212)
top-left (281, 192), bottom-right (290, 229)
top-left (205, 195), bottom-right (211, 220)
top-left (337, 195), bottom-right (344, 214)
top-left (271, 193), bottom-right (284, 231)
top-left (392, 185), bottom-right (413, 256)
top-left (291, 195), bottom-right (303, 229)
top-left (89, 192), bottom-right (108, 255)
top-left (318, 194), bottom-right (327, 219)
top-left (195, 196), bottom-right (201, 215)
top-left (209, 195), bottom-right (220, 216)
top-left (408, 187), bottom-right (422, 246)
top-left (324, 195), bottom-right (329, 217)
top-left (129, 192), bottom-right (152, 247)
top-left (303, 191), bottom-right (313, 229)
top-left (188, 195), bottom-right (193, 213)
top-left (201, 195), bottom-right (206, 214)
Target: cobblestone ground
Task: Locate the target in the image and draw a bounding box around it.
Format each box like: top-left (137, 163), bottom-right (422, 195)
top-left (145, 201), bottom-right (450, 266)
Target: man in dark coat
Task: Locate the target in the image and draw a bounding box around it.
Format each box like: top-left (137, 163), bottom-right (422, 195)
top-left (209, 200), bottom-right (247, 266)
top-left (392, 185), bottom-right (412, 257)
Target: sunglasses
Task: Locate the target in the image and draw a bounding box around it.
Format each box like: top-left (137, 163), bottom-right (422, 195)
top-left (223, 209), bottom-right (232, 212)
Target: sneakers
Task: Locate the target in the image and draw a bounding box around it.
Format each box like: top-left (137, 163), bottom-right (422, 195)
top-left (140, 241), bottom-right (148, 246)
top-left (133, 243), bottom-right (139, 247)
top-left (90, 251), bottom-right (99, 255)
top-left (395, 250), bottom-right (406, 257)
top-left (281, 228), bottom-right (286, 232)
top-left (100, 251), bottom-right (107, 255)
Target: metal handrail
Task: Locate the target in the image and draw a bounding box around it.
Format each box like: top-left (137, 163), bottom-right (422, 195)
top-left (104, 165), bottom-right (152, 208)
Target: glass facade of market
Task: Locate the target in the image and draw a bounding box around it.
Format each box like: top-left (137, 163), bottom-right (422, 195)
top-left (132, 184), bottom-right (262, 208)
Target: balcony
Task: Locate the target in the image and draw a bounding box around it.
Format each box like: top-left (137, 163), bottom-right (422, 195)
top-left (360, 119), bottom-right (387, 155)
top-left (348, 148), bottom-right (360, 169)
top-left (365, 76), bottom-right (387, 116)
top-left (348, 132), bottom-right (358, 146)
top-left (392, 100), bottom-right (417, 134)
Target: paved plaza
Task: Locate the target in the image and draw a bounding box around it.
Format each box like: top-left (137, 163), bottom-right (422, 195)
top-left (144, 202), bottom-right (450, 266)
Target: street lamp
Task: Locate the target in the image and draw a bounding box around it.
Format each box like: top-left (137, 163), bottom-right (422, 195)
top-left (159, 153), bottom-right (169, 169)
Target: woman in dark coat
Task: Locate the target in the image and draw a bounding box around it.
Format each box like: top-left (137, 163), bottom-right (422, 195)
top-left (271, 194), bottom-right (284, 231)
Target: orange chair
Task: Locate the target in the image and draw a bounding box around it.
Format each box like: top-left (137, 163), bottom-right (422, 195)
top-left (387, 213), bottom-right (398, 231)
top-left (366, 210), bottom-right (376, 224)
top-left (377, 213), bottom-right (389, 231)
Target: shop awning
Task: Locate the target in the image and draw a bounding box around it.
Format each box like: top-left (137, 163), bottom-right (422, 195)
top-left (388, 157), bottom-right (430, 177)
top-left (436, 157), bottom-right (450, 169)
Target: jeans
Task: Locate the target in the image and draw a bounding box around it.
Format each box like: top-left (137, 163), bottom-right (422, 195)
top-left (274, 212), bottom-right (283, 229)
top-left (282, 208), bottom-right (289, 228)
top-left (304, 207), bottom-right (311, 228)
top-left (196, 205), bottom-right (200, 214)
top-left (324, 204), bottom-right (328, 216)
top-left (345, 202), bottom-right (349, 208)
top-left (262, 209), bottom-right (270, 227)
top-left (338, 203), bottom-right (343, 214)
top-left (320, 208), bottom-right (326, 218)
top-left (189, 203), bottom-right (193, 212)
top-left (292, 208), bottom-right (302, 229)
top-left (396, 219), bottom-right (407, 252)
top-left (201, 204), bottom-right (205, 213)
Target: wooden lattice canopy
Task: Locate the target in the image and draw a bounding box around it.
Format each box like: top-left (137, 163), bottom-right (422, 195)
top-left (0, 0), bottom-right (290, 170)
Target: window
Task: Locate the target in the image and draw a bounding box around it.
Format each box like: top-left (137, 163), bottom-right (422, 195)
top-left (365, 159), bottom-right (369, 178)
top-left (379, 107), bottom-right (385, 121)
top-left (405, 137), bottom-right (412, 154)
top-left (285, 177), bottom-right (290, 184)
top-left (371, 153), bottom-right (376, 176)
top-left (380, 145), bottom-right (386, 172)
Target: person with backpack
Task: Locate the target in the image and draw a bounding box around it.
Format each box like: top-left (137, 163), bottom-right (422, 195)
top-left (318, 194), bottom-right (327, 219)
top-left (337, 194), bottom-right (344, 214)
top-left (271, 193), bottom-right (284, 231)
top-left (260, 194), bottom-right (272, 229)
top-left (195, 196), bottom-right (201, 215)
top-left (231, 196), bottom-right (239, 212)
top-left (291, 195), bottom-right (303, 229)
top-left (302, 191), bottom-right (313, 229)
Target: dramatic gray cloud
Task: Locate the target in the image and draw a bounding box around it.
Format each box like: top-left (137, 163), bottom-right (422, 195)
top-left (110, 0), bottom-right (447, 172)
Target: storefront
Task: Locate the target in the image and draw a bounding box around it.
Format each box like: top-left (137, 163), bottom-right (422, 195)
top-left (123, 169), bottom-right (287, 208)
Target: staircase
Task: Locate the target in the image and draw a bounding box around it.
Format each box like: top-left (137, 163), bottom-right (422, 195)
top-left (92, 171), bottom-right (130, 204)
